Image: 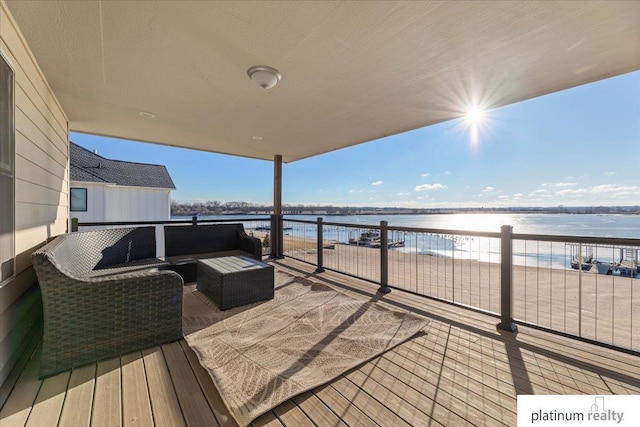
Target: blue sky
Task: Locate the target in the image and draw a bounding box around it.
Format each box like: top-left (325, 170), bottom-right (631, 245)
top-left (72, 71), bottom-right (640, 208)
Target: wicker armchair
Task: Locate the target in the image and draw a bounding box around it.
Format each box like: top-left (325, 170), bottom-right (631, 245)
top-left (32, 227), bottom-right (183, 378)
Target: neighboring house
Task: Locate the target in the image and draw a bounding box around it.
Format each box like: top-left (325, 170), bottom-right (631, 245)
top-left (70, 142), bottom-right (175, 224)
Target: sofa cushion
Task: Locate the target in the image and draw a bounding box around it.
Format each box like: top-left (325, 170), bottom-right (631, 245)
top-left (49, 227), bottom-right (157, 277)
top-left (86, 258), bottom-right (171, 278)
top-left (164, 224), bottom-right (243, 257)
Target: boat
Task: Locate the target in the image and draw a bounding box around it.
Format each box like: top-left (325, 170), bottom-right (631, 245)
top-left (253, 226), bottom-right (293, 231)
top-left (570, 255), bottom-right (598, 271)
top-left (348, 230), bottom-right (405, 248)
top-left (569, 245), bottom-right (639, 277)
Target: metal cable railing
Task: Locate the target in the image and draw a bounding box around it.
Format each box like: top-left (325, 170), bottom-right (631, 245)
top-left (282, 217), bottom-right (639, 353)
top-left (75, 216), bottom-right (640, 353)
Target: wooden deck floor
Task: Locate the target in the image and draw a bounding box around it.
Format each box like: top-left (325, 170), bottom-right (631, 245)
top-left (2, 258), bottom-right (639, 427)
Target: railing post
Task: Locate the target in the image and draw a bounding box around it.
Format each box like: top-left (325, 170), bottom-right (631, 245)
top-left (498, 225), bottom-right (518, 332)
top-left (270, 214), bottom-right (277, 258)
top-left (70, 217), bottom-right (79, 232)
top-left (378, 221), bottom-right (390, 294)
top-left (269, 214), bottom-right (284, 259)
top-left (278, 214), bottom-right (284, 258)
top-left (316, 217), bottom-right (325, 273)
top-left (191, 215), bottom-right (198, 226)
top-left (578, 242), bottom-right (582, 337)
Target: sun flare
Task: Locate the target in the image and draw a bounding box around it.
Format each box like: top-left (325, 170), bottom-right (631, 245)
top-left (465, 107), bottom-right (485, 124)
top-left (460, 105), bottom-right (492, 148)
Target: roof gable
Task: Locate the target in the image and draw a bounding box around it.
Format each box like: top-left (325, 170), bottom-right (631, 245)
top-left (70, 142), bottom-right (176, 189)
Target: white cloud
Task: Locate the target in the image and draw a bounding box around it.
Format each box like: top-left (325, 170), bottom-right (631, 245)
top-left (546, 183), bottom-right (640, 201)
top-left (590, 184), bottom-right (618, 193)
top-left (513, 193), bottom-right (523, 198)
top-left (421, 173), bottom-right (431, 177)
top-left (591, 184), bottom-right (640, 195)
top-left (556, 188), bottom-right (588, 196)
top-left (482, 186), bottom-right (495, 193)
top-left (415, 183), bottom-right (445, 192)
top-left (554, 182), bottom-right (578, 188)
top-left (381, 200), bottom-right (420, 208)
top-left (371, 180), bottom-right (383, 186)
top-left (604, 171), bottom-right (616, 176)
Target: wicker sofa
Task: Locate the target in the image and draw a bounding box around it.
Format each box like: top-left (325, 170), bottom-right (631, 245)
top-left (32, 223), bottom-right (262, 377)
top-left (32, 227), bottom-right (183, 378)
top-left (163, 223), bottom-right (262, 282)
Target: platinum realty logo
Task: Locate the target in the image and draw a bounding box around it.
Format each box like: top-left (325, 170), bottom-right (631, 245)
top-left (518, 395), bottom-right (640, 426)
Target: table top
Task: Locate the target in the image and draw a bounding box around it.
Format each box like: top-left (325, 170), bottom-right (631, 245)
top-left (197, 256), bottom-right (271, 274)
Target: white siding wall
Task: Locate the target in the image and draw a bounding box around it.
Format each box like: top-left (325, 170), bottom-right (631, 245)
top-left (69, 182), bottom-right (171, 224)
top-left (69, 181), bottom-right (107, 223)
top-left (105, 186), bottom-right (171, 222)
top-left (0, 0), bottom-right (68, 397)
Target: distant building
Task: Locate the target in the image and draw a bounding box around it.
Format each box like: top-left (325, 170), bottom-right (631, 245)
top-left (70, 142), bottom-right (176, 224)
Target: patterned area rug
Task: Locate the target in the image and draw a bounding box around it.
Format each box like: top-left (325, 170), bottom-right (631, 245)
top-left (182, 270), bottom-right (429, 427)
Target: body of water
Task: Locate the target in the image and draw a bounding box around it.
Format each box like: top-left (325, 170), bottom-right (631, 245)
top-left (176, 212), bottom-right (640, 238)
top-left (284, 213), bottom-right (640, 239)
top-left (175, 213), bottom-right (640, 272)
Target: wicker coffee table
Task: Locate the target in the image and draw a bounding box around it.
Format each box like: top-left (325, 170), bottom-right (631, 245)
top-left (196, 256), bottom-right (274, 310)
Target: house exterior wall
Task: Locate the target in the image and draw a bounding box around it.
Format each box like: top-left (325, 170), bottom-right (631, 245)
top-left (0, 0), bottom-right (69, 398)
top-left (105, 185), bottom-right (171, 222)
top-left (69, 182), bottom-right (171, 223)
top-left (69, 181), bottom-right (107, 223)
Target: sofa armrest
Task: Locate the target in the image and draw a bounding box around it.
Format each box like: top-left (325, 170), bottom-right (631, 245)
top-left (37, 264), bottom-right (183, 378)
top-left (237, 230), bottom-right (262, 260)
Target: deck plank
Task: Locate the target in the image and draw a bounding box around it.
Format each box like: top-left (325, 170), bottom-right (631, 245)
top-left (313, 384), bottom-right (379, 427)
top-left (361, 351), bottom-right (511, 426)
top-left (399, 332), bottom-right (523, 402)
top-left (180, 340), bottom-right (236, 427)
top-left (25, 370), bottom-right (69, 427)
top-left (347, 360), bottom-right (458, 427)
top-left (58, 364), bottom-right (96, 427)
top-left (92, 357), bottom-right (122, 427)
top-left (271, 399), bottom-right (314, 427)
top-left (142, 346), bottom-right (186, 427)
top-left (0, 346), bottom-right (42, 427)
top-left (330, 375), bottom-right (412, 427)
top-left (3, 259), bottom-right (640, 427)
top-left (162, 341), bottom-right (219, 427)
top-left (121, 352), bottom-right (154, 426)
top-left (292, 391), bottom-right (347, 427)
top-left (251, 410), bottom-right (284, 427)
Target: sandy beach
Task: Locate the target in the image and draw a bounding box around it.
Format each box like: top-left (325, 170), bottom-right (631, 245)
top-left (277, 234), bottom-right (640, 351)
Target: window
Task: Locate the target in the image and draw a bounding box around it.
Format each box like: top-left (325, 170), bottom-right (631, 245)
top-left (70, 188), bottom-right (88, 212)
top-left (0, 51), bottom-right (15, 285)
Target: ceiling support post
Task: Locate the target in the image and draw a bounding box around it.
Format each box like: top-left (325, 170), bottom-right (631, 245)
top-left (270, 155), bottom-right (283, 259)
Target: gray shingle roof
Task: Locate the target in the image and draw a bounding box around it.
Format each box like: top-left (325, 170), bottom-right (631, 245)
top-left (70, 142), bottom-right (176, 189)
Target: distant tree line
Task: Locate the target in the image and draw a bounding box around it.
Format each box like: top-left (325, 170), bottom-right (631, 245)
top-left (170, 200), bottom-right (267, 216)
top-left (170, 200), bottom-right (367, 216)
top-left (170, 200), bottom-right (640, 216)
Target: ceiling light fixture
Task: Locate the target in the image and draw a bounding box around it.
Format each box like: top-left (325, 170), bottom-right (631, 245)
top-left (139, 111), bottom-right (156, 119)
top-left (247, 65), bottom-right (282, 89)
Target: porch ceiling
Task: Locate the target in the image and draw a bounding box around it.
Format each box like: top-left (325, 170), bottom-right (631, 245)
top-left (6, 1), bottom-right (640, 163)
